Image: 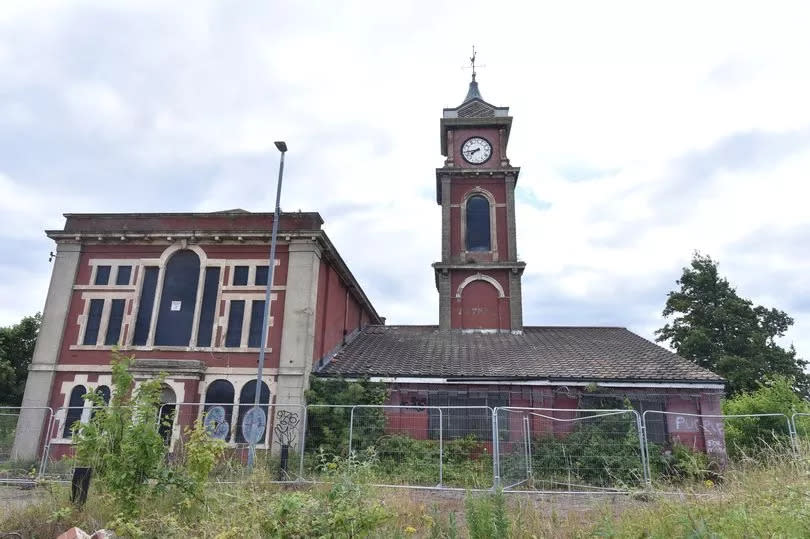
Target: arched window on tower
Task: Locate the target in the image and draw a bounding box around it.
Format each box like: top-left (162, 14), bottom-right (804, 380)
top-left (466, 195), bottom-right (491, 251)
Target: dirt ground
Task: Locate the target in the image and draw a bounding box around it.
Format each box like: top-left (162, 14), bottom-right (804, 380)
top-left (0, 484), bottom-right (46, 516)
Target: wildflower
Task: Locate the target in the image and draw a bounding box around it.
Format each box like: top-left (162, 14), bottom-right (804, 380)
top-left (704, 479), bottom-right (714, 488)
top-left (404, 526), bottom-right (417, 534)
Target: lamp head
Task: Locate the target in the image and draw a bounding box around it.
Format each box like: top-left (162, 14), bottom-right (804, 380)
top-left (274, 141), bottom-right (287, 152)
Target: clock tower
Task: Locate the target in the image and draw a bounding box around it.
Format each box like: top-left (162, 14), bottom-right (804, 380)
top-left (433, 74), bottom-right (525, 332)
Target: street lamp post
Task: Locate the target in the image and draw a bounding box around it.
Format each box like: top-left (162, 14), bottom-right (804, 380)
top-left (247, 140), bottom-right (287, 471)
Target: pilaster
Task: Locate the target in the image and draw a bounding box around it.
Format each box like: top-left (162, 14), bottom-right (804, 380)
top-left (441, 176), bottom-right (451, 262)
top-left (13, 242), bottom-right (82, 460)
top-left (437, 271), bottom-right (451, 330)
top-left (505, 176), bottom-right (517, 262)
top-left (277, 239), bottom-right (322, 405)
top-left (509, 270), bottom-right (524, 332)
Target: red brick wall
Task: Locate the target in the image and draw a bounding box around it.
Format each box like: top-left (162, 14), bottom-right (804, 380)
top-left (312, 260), bottom-right (377, 364)
top-left (450, 127), bottom-right (503, 169)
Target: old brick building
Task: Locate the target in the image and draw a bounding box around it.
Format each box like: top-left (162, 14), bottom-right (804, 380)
top-left (313, 76), bottom-right (726, 454)
top-left (13, 211), bottom-right (381, 459)
top-left (14, 75), bottom-right (725, 462)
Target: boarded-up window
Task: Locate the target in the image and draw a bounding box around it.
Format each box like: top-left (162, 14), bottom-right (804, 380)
top-left (83, 299), bottom-right (104, 345)
top-left (63, 385), bottom-right (86, 437)
top-left (133, 267), bottom-right (159, 345)
top-left (255, 265), bottom-right (269, 286)
top-left (235, 381), bottom-right (271, 444)
top-left (154, 250), bottom-right (200, 346)
top-left (94, 265), bottom-right (111, 285)
top-left (428, 391), bottom-right (507, 440)
top-left (196, 267), bottom-right (221, 347)
top-left (248, 300), bottom-right (265, 348)
top-left (104, 299), bottom-right (125, 346)
top-left (225, 301), bottom-right (245, 347)
top-left (204, 379), bottom-right (235, 441)
top-left (233, 266), bottom-right (249, 286)
top-left (115, 265), bottom-right (132, 285)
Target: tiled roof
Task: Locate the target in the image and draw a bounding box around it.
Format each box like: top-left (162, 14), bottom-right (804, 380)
top-left (316, 325), bottom-right (724, 384)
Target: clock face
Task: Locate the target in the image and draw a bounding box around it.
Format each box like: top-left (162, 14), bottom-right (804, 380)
top-left (461, 137), bottom-right (492, 164)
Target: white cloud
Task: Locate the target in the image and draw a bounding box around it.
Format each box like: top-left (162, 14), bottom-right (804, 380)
top-left (0, 0), bottom-right (808, 361)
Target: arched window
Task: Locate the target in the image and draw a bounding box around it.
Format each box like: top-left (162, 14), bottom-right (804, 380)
top-left (204, 380), bottom-right (235, 441)
top-left (158, 386), bottom-right (177, 446)
top-left (154, 250), bottom-right (201, 346)
top-left (63, 385), bottom-right (86, 437)
top-left (90, 385), bottom-right (111, 421)
top-left (96, 385), bottom-right (111, 405)
top-left (466, 195), bottom-right (491, 251)
top-left (235, 381), bottom-right (271, 444)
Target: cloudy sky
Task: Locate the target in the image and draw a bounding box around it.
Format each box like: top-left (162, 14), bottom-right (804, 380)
top-left (1, 1), bottom-right (809, 357)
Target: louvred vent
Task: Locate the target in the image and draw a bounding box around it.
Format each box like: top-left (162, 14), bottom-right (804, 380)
top-left (458, 101), bottom-right (495, 118)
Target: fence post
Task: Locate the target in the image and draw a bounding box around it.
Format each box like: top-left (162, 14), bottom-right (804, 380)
top-left (36, 408), bottom-right (55, 481)
top-left (787, 414), bottom-right (798, 455)
top-left (491, 407), bottom-right (500, 490)
top-left (298, 405), bottom-right (308, 482)
top-left (522, 415), bottom-right (532, 481)
top-left (348, 405), bottom-right (355, 455)
top-left (635, 411), bottom-right (650, 487)
top-left (438, 408), bottom-right (443, 487)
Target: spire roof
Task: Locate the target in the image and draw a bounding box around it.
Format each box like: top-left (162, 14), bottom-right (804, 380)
top-left (463, 75), bottom-right (483, 103)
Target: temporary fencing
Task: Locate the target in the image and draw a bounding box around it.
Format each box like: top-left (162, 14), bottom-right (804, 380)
top-left (302, 405), bottom-right (495, 489)
top-left (642, 411), bottom-right (794, 484)
top-left (162, 402), bottom-right (307, 483)
top-left (791, 413), bottom-right (810, 454)
top-left (494, 407), bottom-right (646, 492)
top-left (8, 402), bottom-right (810, 491)
top-left (0, 406), bottom-right (53, 483)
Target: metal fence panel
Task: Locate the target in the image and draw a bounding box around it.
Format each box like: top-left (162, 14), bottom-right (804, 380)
top-left (302, 404), bottom-right (495, 489)
top-left (496, 407), bottom-right (646, 492)
top-left (792, 413), bottom-right (810, 454)
top-left (163, 402), bottom-right (306, 483)
top-left (642, 411), bottom-right (793, 484)
top-left (0, 407), bottom-right (53, 483)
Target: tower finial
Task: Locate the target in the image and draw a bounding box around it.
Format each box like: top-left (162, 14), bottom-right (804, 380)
top-left (462, 45), bottom-right (484, 103)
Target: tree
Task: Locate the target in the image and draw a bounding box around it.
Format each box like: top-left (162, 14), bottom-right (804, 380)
top-left (656, 253), bottom-right (808, 397)
top-left (0, 313), bottom-right (41, 406)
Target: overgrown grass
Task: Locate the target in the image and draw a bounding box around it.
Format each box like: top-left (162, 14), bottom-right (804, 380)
top-left (3, 454), bottom-right (809, 538)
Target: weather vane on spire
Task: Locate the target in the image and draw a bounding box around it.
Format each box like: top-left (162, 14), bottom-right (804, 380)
top-left (464, 45), bottom-right (485, 81)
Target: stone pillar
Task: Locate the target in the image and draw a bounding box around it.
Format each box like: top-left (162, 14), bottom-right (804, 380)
top-left (441, 176), bottom-right (451, 261)
top-left (12, 242), bottom-right (82, 461)
top-left (437, 271), bottom-right (451, 330)
top-left (509, 270), bottom-right (523, 332)
top-left (505, 176), bottom-right (517, 262)
top-left (273, 239), bottom-right (320, 454)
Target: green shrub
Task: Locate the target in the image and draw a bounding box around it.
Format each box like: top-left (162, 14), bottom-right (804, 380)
top-left (464, 490), bottom-right (509, 539)
top-left (304, 377), bottom-right (388, 455)
top-left (72, 351), bottom-right (226, 517)
top-left (529, 415), bottom-right (644, 488)
top-left (650, 441), bottom-right (714, 482)
top-left (723, 376), bottom-right (808, 457)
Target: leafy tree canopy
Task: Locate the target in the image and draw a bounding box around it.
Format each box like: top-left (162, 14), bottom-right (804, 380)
top-left (656, 253), bottom-right (808, 397)
top-left (0, 313), bottom-right (41, 406)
